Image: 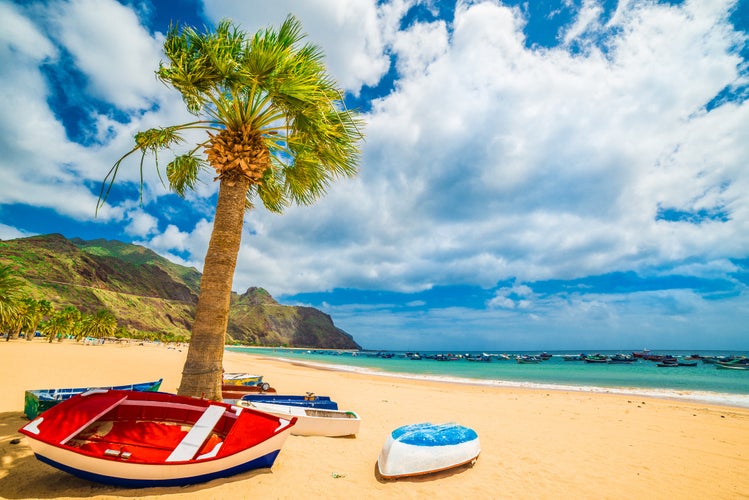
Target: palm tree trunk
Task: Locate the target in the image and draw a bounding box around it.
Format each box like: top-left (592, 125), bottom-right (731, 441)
top-left (177, 175), bottom-right (250, 399)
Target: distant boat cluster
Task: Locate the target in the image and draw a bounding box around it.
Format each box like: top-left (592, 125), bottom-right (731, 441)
top-left (303, 349), bottom-right (749, 370)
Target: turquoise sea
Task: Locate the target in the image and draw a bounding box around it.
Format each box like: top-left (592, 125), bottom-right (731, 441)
top-left (227, 347), bottom-right (749, 408)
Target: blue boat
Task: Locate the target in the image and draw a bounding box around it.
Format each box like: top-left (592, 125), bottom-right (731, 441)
top-left (24, 379), bottom-right (163, 419)
top-left (239, 393), bottom-right (338, 410)
top-left (377, 422), bottom-right (481, 479)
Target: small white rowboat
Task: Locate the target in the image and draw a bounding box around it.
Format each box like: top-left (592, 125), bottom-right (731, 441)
top-left (238, 400), bottom-right (361, 437)
top-left (377, 422), bottom-right (480, 479)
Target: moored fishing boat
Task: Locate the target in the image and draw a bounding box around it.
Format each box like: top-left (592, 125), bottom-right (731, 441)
top-left (377, 422), bottom-right (480, 479)
top-left (583, 354), bottom-right (609, 363)
top-left (238, 400), bottom-right (360, 436)
top-left (716, 358), bottom-right (749, 370)
top-left (18, 389), bottom-right (296, 487)
top-left (24, 379), bottom-right (163, 420)
top-left (608, 354), bottom-right (635, 364)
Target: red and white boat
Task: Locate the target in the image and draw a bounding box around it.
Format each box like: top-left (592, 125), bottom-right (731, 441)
top-left (18, 389), bottom-right (296, 487)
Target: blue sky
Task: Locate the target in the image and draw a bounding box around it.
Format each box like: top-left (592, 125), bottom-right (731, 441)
top-left (1, 0), bottom-right (748, 351)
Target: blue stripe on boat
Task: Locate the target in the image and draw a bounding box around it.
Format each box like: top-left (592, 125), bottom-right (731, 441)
top-left (391, 423), bottom-right (478, 446)
top-left (34, 450), bottom-right (281, 488)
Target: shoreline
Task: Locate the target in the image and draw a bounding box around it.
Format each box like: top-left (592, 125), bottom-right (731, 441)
top-left (257, 355), bottom-right (749, 410)
top-left (2, 340), bottom-right (749, 498)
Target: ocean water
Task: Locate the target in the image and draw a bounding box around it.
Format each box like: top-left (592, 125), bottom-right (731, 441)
top-left (226, 348), bottom-right (749, 408)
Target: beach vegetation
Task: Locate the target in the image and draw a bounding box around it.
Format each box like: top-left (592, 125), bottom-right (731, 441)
top-left (0, 265), bottom-right (26, 337)
top-left (22, 298), bottom-right (52, 341)
top-left (99, 16), bottom-right (363, 399)
top-left (77, 309), bottom-right (118, 340)
top-left (40, 306), bottom-right (81, 343)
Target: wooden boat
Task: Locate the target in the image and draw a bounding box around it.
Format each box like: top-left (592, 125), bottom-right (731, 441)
top-left (24, 379), bottom-right (163, 420)
top-left (608, 354), bottom-right (635, 364)
top-left (18, 389), bottom-right (296, 487)
top-left (222, 373), bottom-right (269, 391)
top-left (716, 358), bottom-right (749, 370)
top-left (238, 400), bottom-right (360, 436)
top-left (240, 393), bottom-right (338, 410)
top-left (677, 361), bottom-right (698, 367)
top-left (222, 384), bottom-right (276, 401)
top-left (583, 354), bottom-right (609, 363)
top-left (377, 422), bottom-right (480, 479)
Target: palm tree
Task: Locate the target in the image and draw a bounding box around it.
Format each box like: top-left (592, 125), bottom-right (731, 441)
top-left (42, 305), bottom-right (80, 343)
top-left (24, 298), bottom-right (52, 341)
top-left (100, 16), bottom-right (363, 399)
top-left (0, 265), bottom-right (25, 339)
top-left (79, 309), bottom-right (117, 340)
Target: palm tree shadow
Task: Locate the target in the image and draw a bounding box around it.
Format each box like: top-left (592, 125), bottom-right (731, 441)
top-left (0, 411), bottom-right (272, 499)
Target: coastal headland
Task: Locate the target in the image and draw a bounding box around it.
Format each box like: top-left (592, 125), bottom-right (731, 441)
top-left (1, 340), bottom-right (747, 499)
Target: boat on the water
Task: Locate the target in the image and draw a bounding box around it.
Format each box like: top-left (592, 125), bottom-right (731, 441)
top-left (377, 422), bottom-right (480, 479)
top-left (24, 379), bottom-right (163, 420)
top-left (716, 358), bottom-right (749, 370)
top-left (608, 354), bottom-right (636, 364)
top-left (18, 389), bottom-right (296, 487)
top-left (238, 400), bottom-right (360, 437)
top-left (240, 393), bottom-right (339, 410)
top-left (583, 354), bottom-right (609, 363)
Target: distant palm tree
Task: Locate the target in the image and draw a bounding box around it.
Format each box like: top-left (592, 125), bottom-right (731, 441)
top-left (100, 16), bottom-right (363, 399)
top-left (79, 309), bottom-right (117, 340)
top-left (41, 305), bottom-right (80, 343)
top-left (24, 298), bottom-right (52, 341)
top-left (0, 265), bottom-right (25, 339)
top-left (6, 299), bottom-right (29, 341)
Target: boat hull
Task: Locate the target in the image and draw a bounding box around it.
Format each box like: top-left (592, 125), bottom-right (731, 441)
top-left (377, 423), bottom-right (480, 479)
top-left (28, 433), bottom-right (285, 487)
top-left (19, 390), bottom-right (295, 487)
top-left (240, 394), bottom-right (339, 410)
top-left (240, 401), bottom-right (360, 437)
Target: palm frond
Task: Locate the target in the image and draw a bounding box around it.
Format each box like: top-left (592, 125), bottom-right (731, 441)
top-left (167, 154), bottom-right (207, 197)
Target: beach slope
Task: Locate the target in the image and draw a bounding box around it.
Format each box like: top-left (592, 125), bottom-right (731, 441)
top-left (1, 340), bottom-right (747, 499)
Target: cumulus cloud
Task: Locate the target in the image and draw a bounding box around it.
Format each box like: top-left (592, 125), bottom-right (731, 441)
top-left (1, 0), bottom-right (747, 348)
top-left (46, 0), bottom-right (164, 110)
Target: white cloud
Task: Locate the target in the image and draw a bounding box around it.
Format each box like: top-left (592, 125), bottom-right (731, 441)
top-left (124, 209), bottom-right (158, 238)
top-left (1, 0), bottom-right (747, 353)
top-left (48, 0), bottom-right (164, 109)
top-left (0, 223), bottom-right (33, 241)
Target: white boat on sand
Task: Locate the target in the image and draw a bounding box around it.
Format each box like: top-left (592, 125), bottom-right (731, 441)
top-left (238, 400), bottom-right (360, 437)
top-left (377, 422), bottom-right (480, 479)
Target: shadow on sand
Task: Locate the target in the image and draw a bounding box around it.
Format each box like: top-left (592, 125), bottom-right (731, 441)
top-left (372, 459), bottom-right (477, 484)
top-left (0, 411), bottom-right (272, 499)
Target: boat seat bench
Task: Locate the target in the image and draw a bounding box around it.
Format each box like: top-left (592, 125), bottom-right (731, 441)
top-left (166, 405), bottom-right (226, 462)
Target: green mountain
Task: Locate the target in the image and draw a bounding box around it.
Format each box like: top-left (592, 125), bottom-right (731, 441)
top-left (0, 234), bottom-right (360, 349)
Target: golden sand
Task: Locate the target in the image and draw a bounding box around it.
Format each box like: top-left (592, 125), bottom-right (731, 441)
top-left (1, 340), bottom-right (747, 499)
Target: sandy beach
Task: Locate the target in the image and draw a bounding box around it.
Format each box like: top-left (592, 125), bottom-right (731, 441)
top-left (1, 340), bottom-right (748, 499)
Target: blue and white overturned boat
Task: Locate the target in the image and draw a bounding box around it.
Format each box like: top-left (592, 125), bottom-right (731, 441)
top-left (377, 422), bottom-right (480, 479)
top-left (18, 389), bottom-right (295, 487)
